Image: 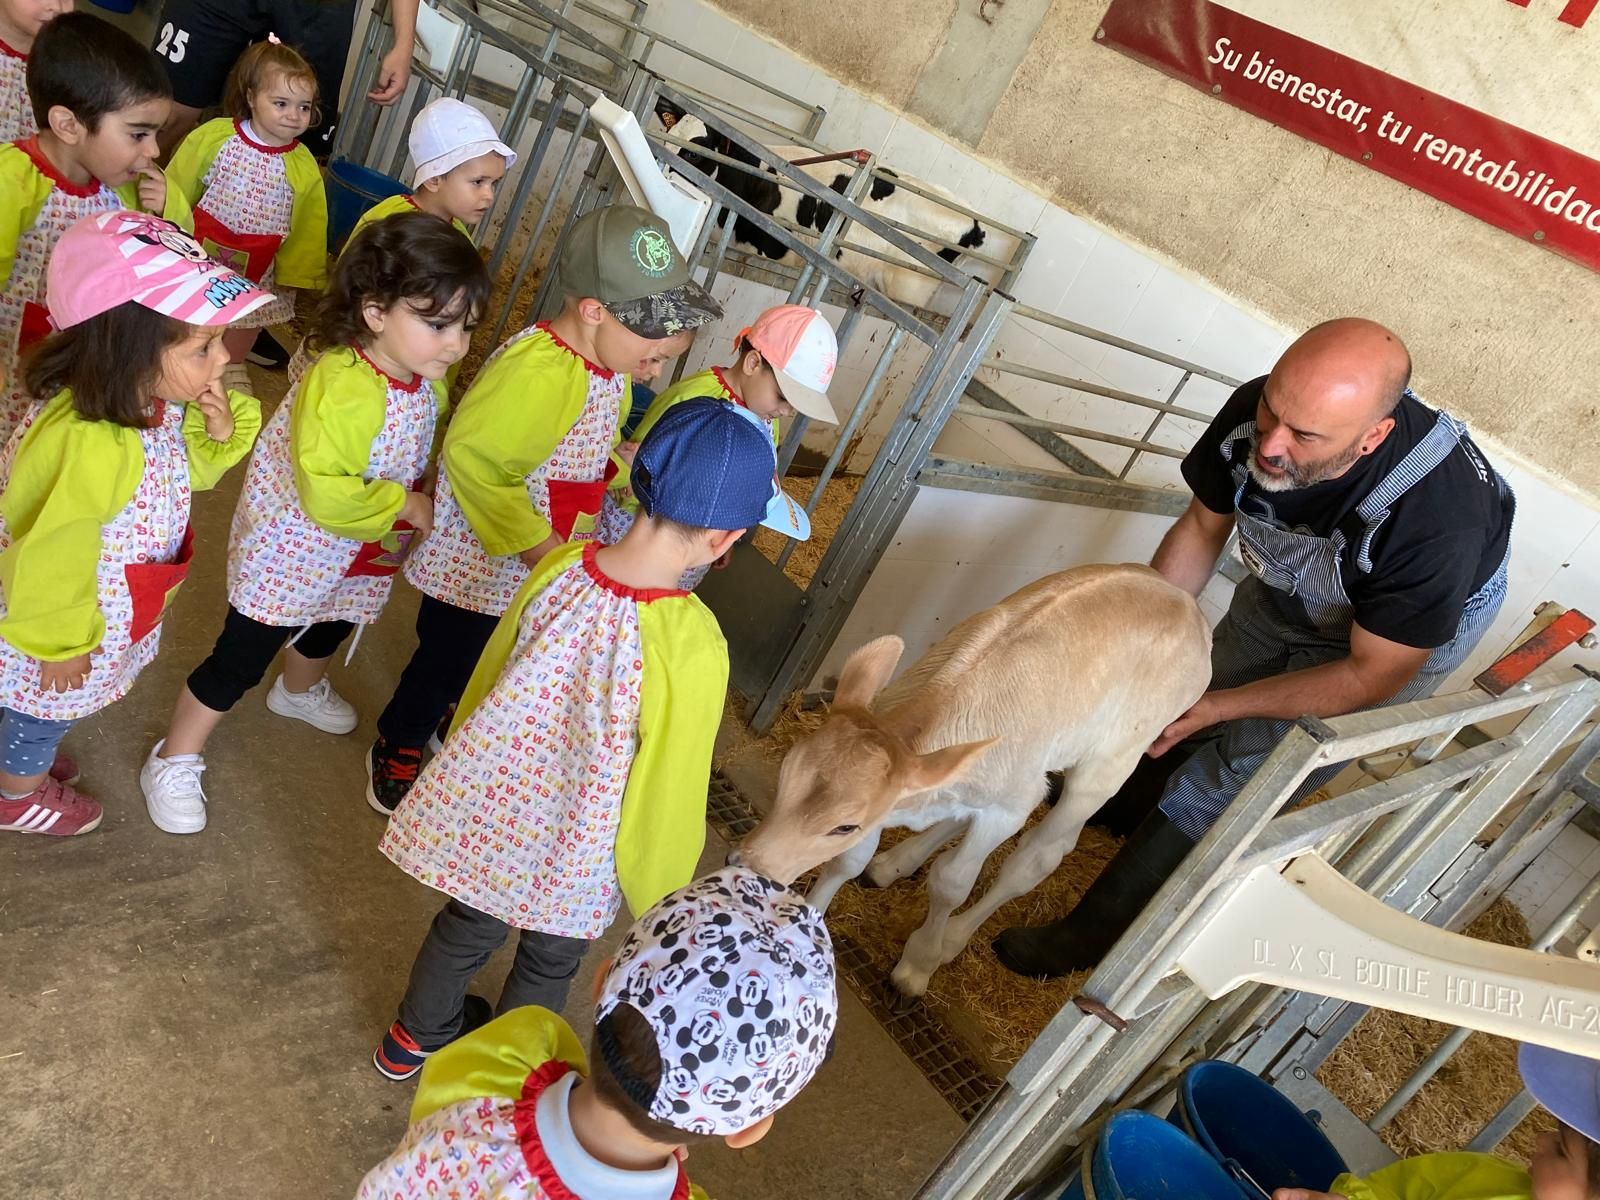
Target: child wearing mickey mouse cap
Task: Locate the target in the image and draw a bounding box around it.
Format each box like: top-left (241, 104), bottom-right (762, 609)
top-left (355, 866), bottom-right (839, 1200)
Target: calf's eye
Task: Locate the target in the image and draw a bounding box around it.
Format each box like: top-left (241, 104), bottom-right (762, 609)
top-left (828, 824), bottom-right (860, 837)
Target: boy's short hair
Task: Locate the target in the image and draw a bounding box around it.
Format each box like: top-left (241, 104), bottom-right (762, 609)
top-left (593, 867), bottom-right (838, 1138)
top-left (28, 12), bottom-right (171, 131)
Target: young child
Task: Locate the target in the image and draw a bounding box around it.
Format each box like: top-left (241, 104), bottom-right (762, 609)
top-left (598, 304), bottom-right (837, 588)
top-left (363, 204), bottom-right (724, 814)
top-left (137, 212), bottom-right (490, 836)
top-left (372, 397), bottom-right (791, 1077)
top-left (0, 210), bottom-right (267, 838)
top-left (0, 11), bottom-right (191, 438)
top-left (358, 866), bottom-right (839, 1198)
top-left (164, 37), bottom-right (329, 393)
top-left (621, 328), bottom-right (695, 438)
top-left (1274, 1043), bottom-right (1600, 1200)
top-left (0, 0), bottom-right (69, 143)
top-left (349, 95), bottom-right (514, 246)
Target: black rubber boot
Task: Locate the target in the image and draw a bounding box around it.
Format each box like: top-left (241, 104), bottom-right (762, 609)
top-left (992, 810), bottom-right (1195, 978)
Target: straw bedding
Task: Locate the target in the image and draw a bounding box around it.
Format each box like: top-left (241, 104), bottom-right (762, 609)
top-left (752, 474), bottom-right (864, 589)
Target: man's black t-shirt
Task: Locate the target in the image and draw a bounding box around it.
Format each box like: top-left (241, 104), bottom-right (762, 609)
top-left (1182, 378), bottom-right (1514, 650)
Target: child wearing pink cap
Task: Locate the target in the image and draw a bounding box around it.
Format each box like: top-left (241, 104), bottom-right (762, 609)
top-left (138, 212), bottom-right (491, 837)
top-left (0, 211), bottom-right (269, 838)
top-left (597, 303), bottom-right (839, 588)
top-left (0, 0), bottom-right (69, 143)
top-left (165, 38), bottom-right (329, 394)
top-left (0, 13), bottom-right (192, 442)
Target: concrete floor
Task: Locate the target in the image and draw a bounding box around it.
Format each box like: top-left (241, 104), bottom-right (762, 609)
top-left (0, 361), bottom-right (963, 1198)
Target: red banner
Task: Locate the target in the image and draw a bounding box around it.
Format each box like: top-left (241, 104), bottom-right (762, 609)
top-left (1098, 0), bottom-right (1600, 273)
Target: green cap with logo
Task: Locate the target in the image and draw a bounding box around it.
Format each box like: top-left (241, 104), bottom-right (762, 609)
top-left (556, 204), bottom-right (724, 339)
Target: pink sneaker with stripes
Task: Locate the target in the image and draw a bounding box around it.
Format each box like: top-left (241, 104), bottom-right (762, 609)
top-left (0, 778), bottom-right (103, 836)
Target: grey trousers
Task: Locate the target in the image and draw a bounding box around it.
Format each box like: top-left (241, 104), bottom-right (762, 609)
top-left (1158, 571), bottom-right (1506, 840)
top-left (398, 897), bottom-right (589, 1050)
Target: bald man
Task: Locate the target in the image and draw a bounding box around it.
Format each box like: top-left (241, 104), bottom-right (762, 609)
top-left (996, 319), bottom-right (1514, 978)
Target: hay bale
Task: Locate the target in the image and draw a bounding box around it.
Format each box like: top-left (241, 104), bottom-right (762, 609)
top-left (1315, 899), bottom-right (1555, 1165)
top-left (752, 474), bottom-right (863, 589)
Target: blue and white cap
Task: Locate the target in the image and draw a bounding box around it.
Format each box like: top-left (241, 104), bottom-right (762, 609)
top-left (632, 396), bottom-right (810, 539)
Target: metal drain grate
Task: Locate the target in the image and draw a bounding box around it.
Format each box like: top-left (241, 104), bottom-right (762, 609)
top-left (706, 770), bottom-right (1000, 1121)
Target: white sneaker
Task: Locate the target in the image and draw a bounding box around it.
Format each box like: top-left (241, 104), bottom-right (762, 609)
top-left (265, 675), bottom-right (359, 734)
top-left (222, 362), bottom-right (252, 395)
top-left (141, 740), bottom-right (209, 835)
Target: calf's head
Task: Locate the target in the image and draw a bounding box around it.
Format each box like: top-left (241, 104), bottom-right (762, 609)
top-left (733, 636), bottom-right (996, 886)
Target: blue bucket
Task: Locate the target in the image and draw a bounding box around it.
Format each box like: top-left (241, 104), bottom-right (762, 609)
top-left (325, 159), bottom-right (409, 251)
top-left (1170, 1061), bottom-right (1349, 1199)
top-left (1060, 1110), bottom-right (1244, 1200)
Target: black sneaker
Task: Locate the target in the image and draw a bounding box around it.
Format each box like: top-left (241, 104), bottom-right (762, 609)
top-left (459, 993), bottom-right (493, 1039)
top-left (366, 736), bottom-right (423, 815)
top-left (246, 328), bottom-right (291, 369)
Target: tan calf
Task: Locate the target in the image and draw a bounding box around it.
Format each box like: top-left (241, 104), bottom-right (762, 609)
top-left (733, 564), bottom-right (1212, 1000)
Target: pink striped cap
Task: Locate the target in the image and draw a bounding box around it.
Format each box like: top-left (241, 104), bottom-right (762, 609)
top-left (47, 211), bottom-right (275, 330)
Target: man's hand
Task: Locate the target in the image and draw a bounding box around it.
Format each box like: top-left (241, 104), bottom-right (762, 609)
top-left (39, 653), bottom-right (91, 694)
top-left (517, 534), bottom-right (566, 570)
top-left (369, 43), bottom-right (413, 104)
top-left (136, 167), bottom-right (167, 214)
top-left (195, 378), bottom-right (236, 440)
top-left (1149, 693), bottom-right (1226, 757)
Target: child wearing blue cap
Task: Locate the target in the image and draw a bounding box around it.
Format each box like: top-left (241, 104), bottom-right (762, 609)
top-left (1275, 1043), bottom-right (1600, 1200)
top-left (371, 397), bottom-right (793, 1081)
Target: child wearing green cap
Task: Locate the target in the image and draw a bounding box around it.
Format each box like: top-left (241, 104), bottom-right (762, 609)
top-left (372, 398), bottom-right (789, 1082)
top-left (363, 204), bottom-right (724, 817)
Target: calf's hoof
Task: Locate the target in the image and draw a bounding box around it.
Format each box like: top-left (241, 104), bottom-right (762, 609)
top-left (888, 988), bottom-right (922, 1016)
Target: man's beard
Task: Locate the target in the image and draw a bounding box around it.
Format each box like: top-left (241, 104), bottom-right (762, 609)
top-left (1246, 435), bottom-right (1365, 492)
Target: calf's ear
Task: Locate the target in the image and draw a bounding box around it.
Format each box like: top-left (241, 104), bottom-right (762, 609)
top-left (899, 737), bottom-right (999, 796)
top-left (833, 635), bottom-right (904, 711)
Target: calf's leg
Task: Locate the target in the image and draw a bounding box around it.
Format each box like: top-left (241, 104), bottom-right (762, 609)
top-left (807, 827), bottom-right (882, 913)
top-left (863, 818), bottom-right (964, 888)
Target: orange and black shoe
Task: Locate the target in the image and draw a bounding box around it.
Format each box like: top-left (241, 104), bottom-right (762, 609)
top-left (365, 737), bottom-right (423, 816)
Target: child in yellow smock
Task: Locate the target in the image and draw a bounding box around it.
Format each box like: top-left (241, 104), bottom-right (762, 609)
top-left (138, 212), bottom-right (490, 836)
top-left (0, 211), bottom-right (267, 839)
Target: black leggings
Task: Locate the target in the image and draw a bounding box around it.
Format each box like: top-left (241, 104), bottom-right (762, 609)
top-left (187, 605), bottom-right (355, 713)
top-left (376, 594), bottom-right (501, 750)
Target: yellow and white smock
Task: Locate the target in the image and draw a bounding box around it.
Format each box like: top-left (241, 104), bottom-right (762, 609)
top-left (381, 541), bottom-right (726, 937)
top-left (356, 1007), bottom-right (710, 1200)
top-left (0, 138), bottom-right (193, 441)
top-left (1327, 1152), bottom-right (1530, 1200)
top-left (227, 347), bottom-right (445, 628)
top-left (0, 38), bottom-right (32, 144)
top-left (403, 324), bottom-right (627, 618)
top-left (0, 387), bottom-right (260, 720)
top-left (165, 118), bottom-right (328, 329)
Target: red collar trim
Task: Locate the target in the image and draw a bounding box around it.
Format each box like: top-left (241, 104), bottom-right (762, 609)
top-left (537, 321), bottom-right (616, 380)
top-left (711, 366), bottom-right (746, 408)
top-left (583, 542), bottom-right (689, 602)
top-left (145, 399), bottom-right (167, 428)
top-left (16, 136), bottom-right (102, 197)
top-left (513, 1060), bottom-right (691, 1200)
top-left (352, 345), bottom-right (422, 393)
top-left (0, 36), bottom-right (24, 60)
top-left (233, 118), bottom-right (295, 155)
top-left (402, 194), bottom-right (421, 211)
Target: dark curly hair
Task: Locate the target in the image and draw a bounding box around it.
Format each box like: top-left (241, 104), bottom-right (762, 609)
top-left (24, 304), bottom-right (192, 429)
top-left (307, 211), bottom-right (491, 355)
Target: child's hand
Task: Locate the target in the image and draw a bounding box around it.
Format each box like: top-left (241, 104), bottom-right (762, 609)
top-left (1273, 1190), bottom-right (1346, 1200)
top-left (399, 490), bottom-right (434, 541)
top-left (39, 653), bottom-right (91, 694)
top-left (136, 167), bottom-right (167, 214)
top-left (418, 465), bottom-right (438, 498)
top-left (517, 533), bottom-right (565, 570)
top-left (195, 378), bottom-right (236, 441)
top-left (616, 441), bottom-right (640, 466)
